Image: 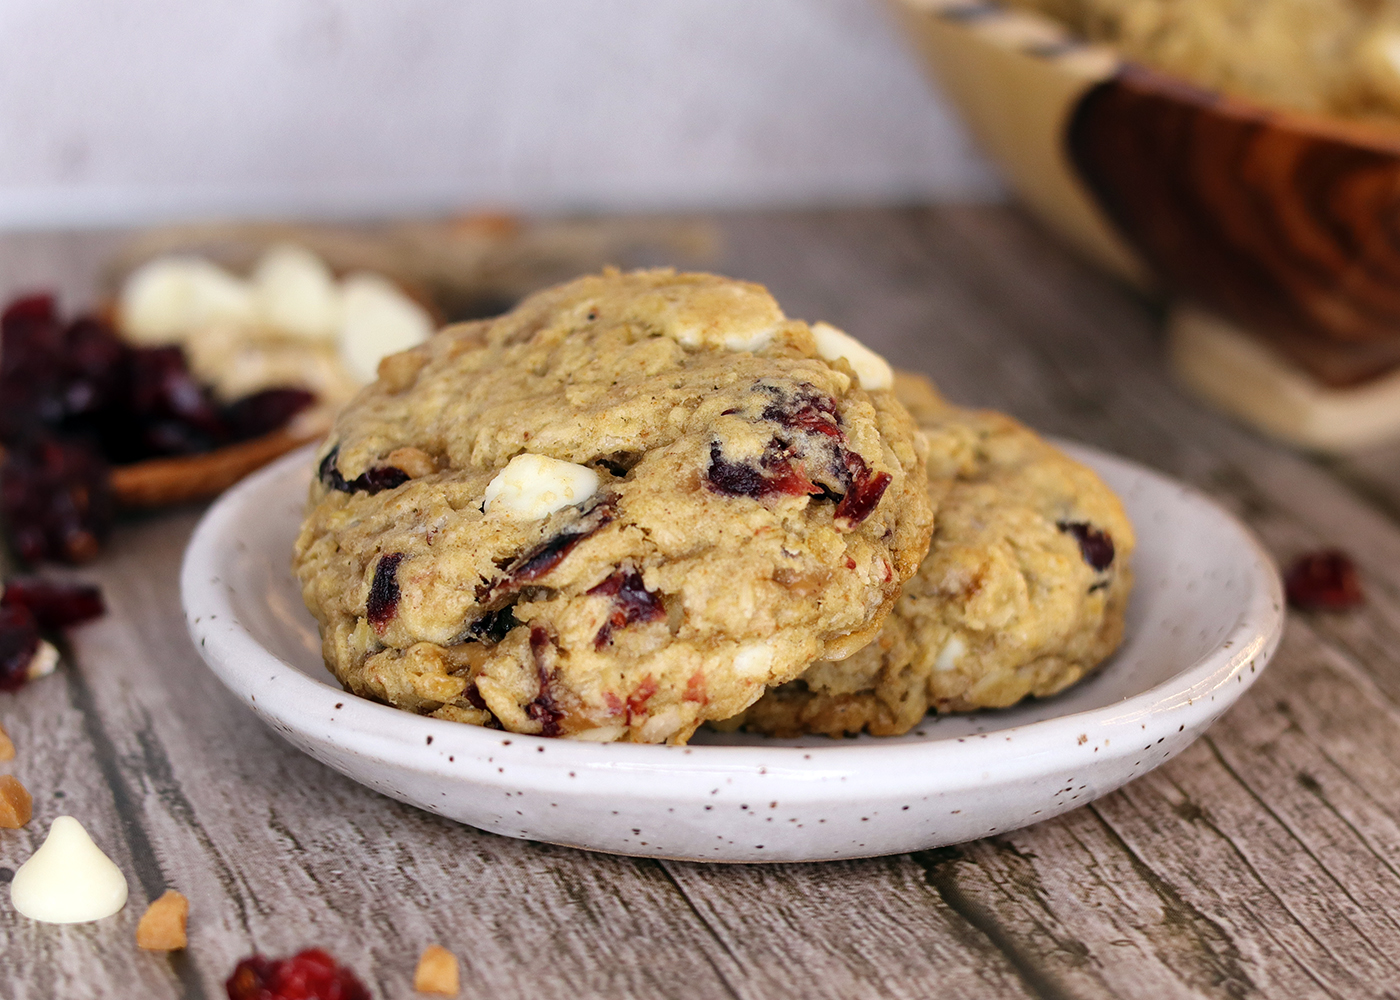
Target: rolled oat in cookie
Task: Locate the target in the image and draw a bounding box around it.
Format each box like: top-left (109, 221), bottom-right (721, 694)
top-left (294, 269), bottom-right (933, 744)
top-left (735, 373), bottom-right (1135, 738)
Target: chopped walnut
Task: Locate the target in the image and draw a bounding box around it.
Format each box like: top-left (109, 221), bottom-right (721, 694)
top-left (414, 944), bottom-right (460, 996)
top-left (0, 721), bottom-right (13, 761)
top-left (384, 446), bottom-right (439, 479)
top-left (0, 774), bottom-right (33, 828)
top-left (136, 889), bottom-right (189, 951)
top-left (377, 349), bottom-right (429, 393)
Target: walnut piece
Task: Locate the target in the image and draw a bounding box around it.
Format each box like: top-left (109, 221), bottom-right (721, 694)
top-left (136, 889), bottom-right (189, 950)
top-left (0, 774), bottom-right (33, 828)
top-left (414, 944), bottom-right (460, 996)
top-left (0, 721), bottom-right (13, 761)
top-left (384, 446), bottom-right (439, 479)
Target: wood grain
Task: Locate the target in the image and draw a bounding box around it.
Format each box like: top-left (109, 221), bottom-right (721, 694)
top-left (7, 209), bottom-right (1400, 997)
top-left (1068, 65), bottom-right (1400, 387)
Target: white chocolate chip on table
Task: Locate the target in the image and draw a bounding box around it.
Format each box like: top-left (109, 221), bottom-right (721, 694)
top-left (24, 641), bottom-right (58, 682)
top-left (10, 815), bottom-right (128, 923)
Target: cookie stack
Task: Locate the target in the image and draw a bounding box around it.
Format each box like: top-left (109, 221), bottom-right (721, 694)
top-left (294, 270), bottom-right (1132, 744)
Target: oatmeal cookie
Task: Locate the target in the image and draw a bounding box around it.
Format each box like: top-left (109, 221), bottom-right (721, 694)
top-left (736, 378), bottom-right (1133, 737)
top-left (293, 269), bottom-right (933, 744)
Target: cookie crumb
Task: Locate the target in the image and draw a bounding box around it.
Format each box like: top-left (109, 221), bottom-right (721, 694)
top-left (414, 944), bottom-right (460, 996)
top-left (0, 775), bottom-right (32, 828)
top-left (0, 721), bottom-right (13, 761)
top-left (136, 889), bottom-right (189, 950)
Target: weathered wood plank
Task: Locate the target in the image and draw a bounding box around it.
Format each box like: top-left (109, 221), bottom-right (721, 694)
top-left (11, 208), bottom-right (1400, 998)
top-left (658, 857), bottom-right (1039, 1000)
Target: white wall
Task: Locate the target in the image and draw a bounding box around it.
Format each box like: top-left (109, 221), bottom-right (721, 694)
top-left (0, 0), bottom-right (999, 228)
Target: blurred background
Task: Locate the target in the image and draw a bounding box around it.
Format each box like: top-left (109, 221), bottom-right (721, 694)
top-left (0, 0), bottom-right (998, 228)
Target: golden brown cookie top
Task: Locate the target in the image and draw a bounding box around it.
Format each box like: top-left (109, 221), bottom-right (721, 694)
top-left (295, 269), bottom-right (933, 743)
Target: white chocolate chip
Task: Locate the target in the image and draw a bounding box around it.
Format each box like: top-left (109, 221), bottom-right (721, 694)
top-left (252, 244), bottom-right (341, 341)
top-left (934, 635), bottom-right (967, 672)
top-left (117, 256), bottom-right (254, 344)
top-left (670, 322), bottom-right (778, 353)
top-left (25, 640), bottom-right (58, 681)
top-left (811, 322), bottom-right (893, 390)
top-left (483, 455), bottom-right (600, 519)
top-left (568, 726), bottom-right (628, 742)
top-left (338, 273), bottom-right (434, 383)
top-left (10, 816), bottom-right (128, 924)
top-left (638, 706), bottom-right (687, 743)
top-left (731, 639), bottom-right (777, 679)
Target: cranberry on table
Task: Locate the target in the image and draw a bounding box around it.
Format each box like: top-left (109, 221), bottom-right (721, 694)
top-left (1285, 549), bottom-right (1364, 610)
top-left (1, 577), bottom-right (105, 630)
top-left (0, 435), bottom-right (114, 565)
top-left (226, 948), bottom-right (371, 1000)
top-left (0, 604), bottom-right (40, 693)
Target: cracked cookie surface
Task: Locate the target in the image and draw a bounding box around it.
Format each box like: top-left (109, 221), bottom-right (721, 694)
top-left (734, 375), bottom-right (1134, 738)
top-left (293, 270), bottom-right (933, 744)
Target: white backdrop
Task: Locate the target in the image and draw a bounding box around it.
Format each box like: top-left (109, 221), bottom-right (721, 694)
top-left (0, 0), bottom-right (999, 228)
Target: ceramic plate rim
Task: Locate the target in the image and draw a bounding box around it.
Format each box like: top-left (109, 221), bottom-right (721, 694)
top-left (181, 443), bottom-right (1284, 805)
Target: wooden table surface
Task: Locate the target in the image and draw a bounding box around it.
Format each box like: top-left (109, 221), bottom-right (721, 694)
top-left (3, 207), bottom-right (1399, 999)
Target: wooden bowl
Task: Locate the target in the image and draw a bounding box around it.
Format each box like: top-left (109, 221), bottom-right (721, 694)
top-left (892, 0), bottom-right (1400, 391)
top-left (110, 420), bottom-right (330, 509)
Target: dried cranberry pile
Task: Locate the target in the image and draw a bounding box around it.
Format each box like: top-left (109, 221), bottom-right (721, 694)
top-left (226, 948), bottom-right (371, 1000)
top-left (0, 294), bottom-right (314, 564)
top-left (0, 577), bottom-right (105, 690)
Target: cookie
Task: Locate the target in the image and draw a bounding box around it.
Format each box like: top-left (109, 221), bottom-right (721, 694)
top-left (735, 376), bottom-right (1134, 738)
top-left (293, 269), bottom-right (934, 744)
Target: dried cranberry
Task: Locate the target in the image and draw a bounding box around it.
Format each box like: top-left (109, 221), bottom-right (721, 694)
top-left (62, 318), bottom-right (127, 418)
top-left (761, 384), bottom-right (842, 439)
top-left (366, 553), bottom-right (404, 635)
top-left (126, 346), bottom-right (227, 438)
top-left (707, 383), bottom-right (891, 527)
top-left (626, 675), bottom-right (659, 721)
top-left (317, 447), bottom-right (410, 496)
top-left (225, 948), bottom-right (370, 1000)
top-left (1, 295), bottom-right (63, 379)
top-left (1, 577), bottom-right (104, 630)
top-left (706, 442), bottom-right (767, 499)
top-left (1058, 521), bottom-right (1115, 571)
top-left (0, 605), bottom-right (40, 692)
top-left (1285, 549), bottom-right (1363, 610)
top-left (526, 626), bottom-right (564, 736)
top-left (467, 604), bottom-right (519, 644)
top-left (495, 500), bottom-right (614, 590)
top-left (139, 419), bottom-right (218, 457)
top-left (0, 295), bottom-right (68, 437)
top-left (831, 447), bottom-right (891, 530)
top-left (225, 388), bottom-right (316, 441)
top-left (464, 681), bottom-right (489, 710)
top-left (1, 435), bottom-right (113, 564)
top-left (706, 440), bottom-right (822, 502)
top-left (355, 466), bottom-right (410, 494)
top-left (318, 448), bottom-right (350, 491)
top-left (588, 567), bottom-right (666, 647)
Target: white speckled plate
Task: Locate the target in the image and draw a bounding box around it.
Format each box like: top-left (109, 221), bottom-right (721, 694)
top-left (182, 443), bottom-right (1283, 862)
